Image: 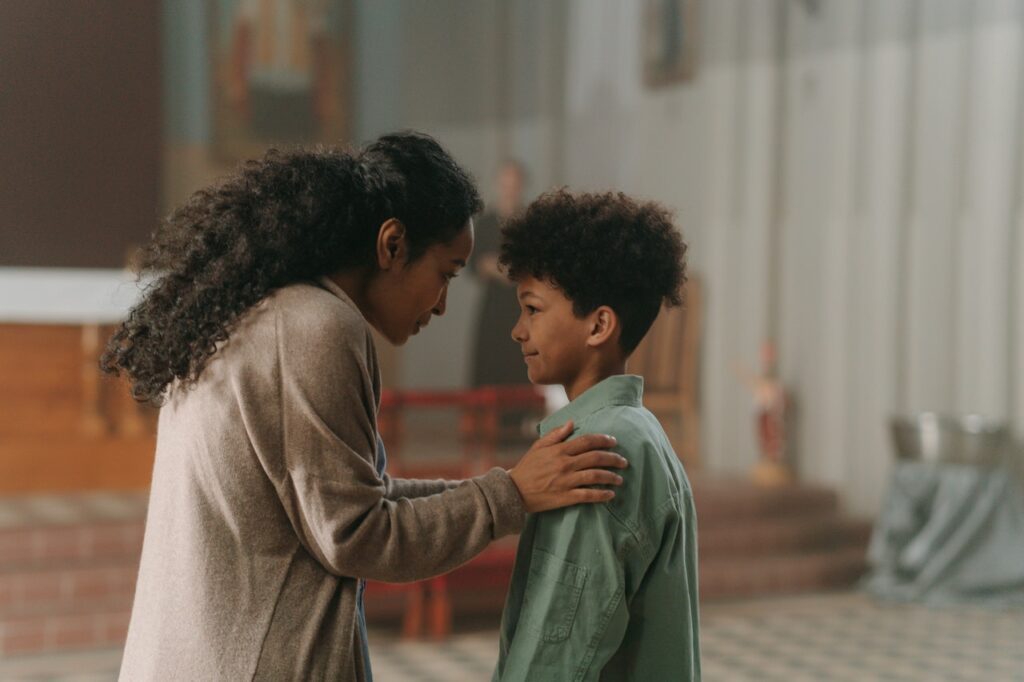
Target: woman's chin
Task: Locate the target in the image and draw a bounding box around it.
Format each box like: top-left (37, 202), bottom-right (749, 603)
top-left (369, 322), bottom-right (409, 346)
top-left (390, 331), bottom-right (412, 346)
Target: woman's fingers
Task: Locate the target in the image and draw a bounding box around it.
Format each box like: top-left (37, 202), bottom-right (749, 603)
top-left (569, 469), bottom-right (624, 487)
top-left (561, 432), bottom-right (618, 456)
top-left (508, 424), bottom-right (626, 513)
top-left (570, 450), bottom-right (628, 471)
top-left (571, 488), bottom-right (616, 504)
top-left (534, 420), bottom-right (575, 446)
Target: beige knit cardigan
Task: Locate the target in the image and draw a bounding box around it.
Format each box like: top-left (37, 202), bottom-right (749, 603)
top-left (119, 278), bottom-right (526, 681)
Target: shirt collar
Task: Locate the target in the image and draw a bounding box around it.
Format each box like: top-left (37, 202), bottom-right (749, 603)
top-left (538, 375), bottom-right (644, 436)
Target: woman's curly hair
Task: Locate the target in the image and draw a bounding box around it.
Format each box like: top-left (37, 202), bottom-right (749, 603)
top-left (499, 189), bottom-right (687, 354)
top-left (102, 131), bottom-right (482, 404)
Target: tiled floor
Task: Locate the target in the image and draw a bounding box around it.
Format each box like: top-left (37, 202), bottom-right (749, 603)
top-left (2, 591), bottom-right (1022, 681)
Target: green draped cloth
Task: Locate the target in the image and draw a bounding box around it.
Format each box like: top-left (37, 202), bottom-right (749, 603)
top-left (864, 460), bottom-right (1024, 605)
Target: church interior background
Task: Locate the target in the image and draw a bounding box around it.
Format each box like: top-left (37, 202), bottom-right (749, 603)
top-left (1, 1), bottom-right (1023, 679)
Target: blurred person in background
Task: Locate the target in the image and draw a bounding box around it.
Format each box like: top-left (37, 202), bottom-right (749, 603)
top-left (101, 132), bottom-right (627, 682)
top-left (471, 159), bottom-right (530, 389)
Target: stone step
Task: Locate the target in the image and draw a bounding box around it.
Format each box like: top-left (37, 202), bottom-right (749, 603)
top-left (0, 511), bottom-right (868, 574)
top-left (0, 562), bottom-right (138, 616)
top-left (699, 546), bottom-right (869, 601)
top-left (0, 482), bottom-right (872, 657)
top-left (0, 483), bottom-right (853, 569)
top-left (0, 601), bottom-right (131, 657)
top-left (0, 516), bottom-right (870, 620)
top-left (692, 478), bottom-right (841, 522)
top-left (699, 516), bottom-right (872, 557)
top-left (0, 519), bottom-right (143, 570)
top-left (0, 547), bottom-right (870, 658)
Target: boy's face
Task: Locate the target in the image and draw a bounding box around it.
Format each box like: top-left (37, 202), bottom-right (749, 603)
top-left (510, 276), bottom-right (591, 386)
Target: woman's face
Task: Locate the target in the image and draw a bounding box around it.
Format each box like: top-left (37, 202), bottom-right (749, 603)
top-left (367, 220), bottom-right (474, 345)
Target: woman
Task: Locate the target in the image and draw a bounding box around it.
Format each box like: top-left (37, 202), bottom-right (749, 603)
top-left (102, 132), bottom-right (625, 681)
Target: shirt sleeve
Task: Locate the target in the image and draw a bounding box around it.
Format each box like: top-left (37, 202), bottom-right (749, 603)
top-left (245, 300), bottom-right (525, 583)
top-left (495, 503), bottom-right (640, 681)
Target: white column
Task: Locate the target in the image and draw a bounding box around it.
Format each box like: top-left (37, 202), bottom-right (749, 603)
top-left (699, 0), bottom-right (744, 473)
top-left (845, 0), bottom-right (916, 515)
top-left (955, 0), bottom-right (1022, 420)
top-left (903, 0), bottom-right (972, 414)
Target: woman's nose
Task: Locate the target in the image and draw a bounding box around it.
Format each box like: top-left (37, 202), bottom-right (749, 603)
top-left (432, 286), bottom-right (449, 316)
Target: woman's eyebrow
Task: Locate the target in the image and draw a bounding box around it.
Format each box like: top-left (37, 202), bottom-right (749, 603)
top-left (451, 258), bottom-right (467, 267)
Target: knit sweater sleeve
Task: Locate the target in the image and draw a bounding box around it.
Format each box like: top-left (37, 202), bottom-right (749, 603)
top-left (247, 290), bottom-right (525, 582)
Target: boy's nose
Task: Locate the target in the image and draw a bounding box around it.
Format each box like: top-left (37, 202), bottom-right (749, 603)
top-left (510, 317), bottom-right (526, 343)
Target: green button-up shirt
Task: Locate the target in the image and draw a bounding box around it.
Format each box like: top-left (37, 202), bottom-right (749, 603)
top-left (494, 375), bottom-right (700, 681)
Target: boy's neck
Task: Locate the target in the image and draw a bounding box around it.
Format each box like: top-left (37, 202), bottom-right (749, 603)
top-left (564, 357), bottom-right (627, 401)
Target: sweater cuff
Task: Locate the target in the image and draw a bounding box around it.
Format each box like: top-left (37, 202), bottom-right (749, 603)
top-left (473, 467), bottom-right (527, 537)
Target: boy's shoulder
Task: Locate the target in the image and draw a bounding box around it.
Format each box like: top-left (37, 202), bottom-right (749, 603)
top-left (572, 404), bottom-right (690, 522)
top-left (574, 403), bottom-right (669, 460)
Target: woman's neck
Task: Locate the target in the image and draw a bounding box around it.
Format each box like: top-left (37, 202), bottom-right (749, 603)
top-left (329, 270), bottom-right (373, 322)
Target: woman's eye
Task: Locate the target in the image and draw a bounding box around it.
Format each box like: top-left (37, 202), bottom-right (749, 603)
top-left (526, 305), bottom-right (538, 315)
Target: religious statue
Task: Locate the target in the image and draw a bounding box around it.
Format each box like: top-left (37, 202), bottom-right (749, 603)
top-left (738, 340), bottom-right (793, 486)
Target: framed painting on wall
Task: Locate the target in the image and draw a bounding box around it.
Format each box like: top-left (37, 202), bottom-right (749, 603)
top-left (643, 0), bottom-right (698, 87)
top-left (208, 0), bottom-right (352, 161)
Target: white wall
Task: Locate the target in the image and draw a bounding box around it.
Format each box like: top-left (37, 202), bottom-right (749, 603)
top-left (356, 0), bottom-right (1024, 516)
top-left (552, 0), bottom-right (1024, 516)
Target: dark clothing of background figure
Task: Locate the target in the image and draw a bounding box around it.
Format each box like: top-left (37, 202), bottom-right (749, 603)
top-left (471, 211), bottom-right (527, 387)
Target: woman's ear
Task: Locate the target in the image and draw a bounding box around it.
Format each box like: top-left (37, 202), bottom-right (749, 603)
top-left (376, 219), bottom-right (407, 270)
top-left (586, 306), bottom-right (619, 348)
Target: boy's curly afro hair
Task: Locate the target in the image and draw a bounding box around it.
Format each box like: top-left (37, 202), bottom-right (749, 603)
top-left (499, 189), bottom-right (687, 354)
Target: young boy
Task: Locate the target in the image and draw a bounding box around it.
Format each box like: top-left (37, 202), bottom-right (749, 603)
top-left (493, 190), bottom-right (699, 681)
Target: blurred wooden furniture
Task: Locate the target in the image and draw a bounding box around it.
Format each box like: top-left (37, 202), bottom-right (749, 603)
top-left (369, 384), bottom-right (546, 639)
top-left (629, 275), bottom-right (703, 469)
top-left (0, 268), bottom-right (155, 493)
top-left (377, 385), bottom-right (546, 478)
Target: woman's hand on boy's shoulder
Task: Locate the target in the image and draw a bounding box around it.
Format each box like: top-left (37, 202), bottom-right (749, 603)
top-left (508, 421), bottom-right (627, 513)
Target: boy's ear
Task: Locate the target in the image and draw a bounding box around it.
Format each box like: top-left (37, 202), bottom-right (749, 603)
top-left (585, 306), bottom-right (619, 348)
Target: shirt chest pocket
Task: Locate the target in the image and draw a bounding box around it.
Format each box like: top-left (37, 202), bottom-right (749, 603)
top-left (519, 548), bottom-right (589, 643)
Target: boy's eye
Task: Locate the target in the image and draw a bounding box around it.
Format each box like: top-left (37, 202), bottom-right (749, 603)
top-left (526, 305), bottom-right (538, 315)
top-left (444, 272), bottom-right (458, 283)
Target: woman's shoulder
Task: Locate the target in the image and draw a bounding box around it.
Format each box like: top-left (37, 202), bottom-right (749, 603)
top-left (267, 281), bottom-right (365, 334)
top-left (220, 280), bottom-right (377, 379)
top-left (238, 281), bottom-right (371, 361)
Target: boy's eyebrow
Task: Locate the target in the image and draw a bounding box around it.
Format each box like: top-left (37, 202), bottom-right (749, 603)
top-left (451, 259), bottom-right (467, 267)
top-left (517, 289), bottom-right (541, 302)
